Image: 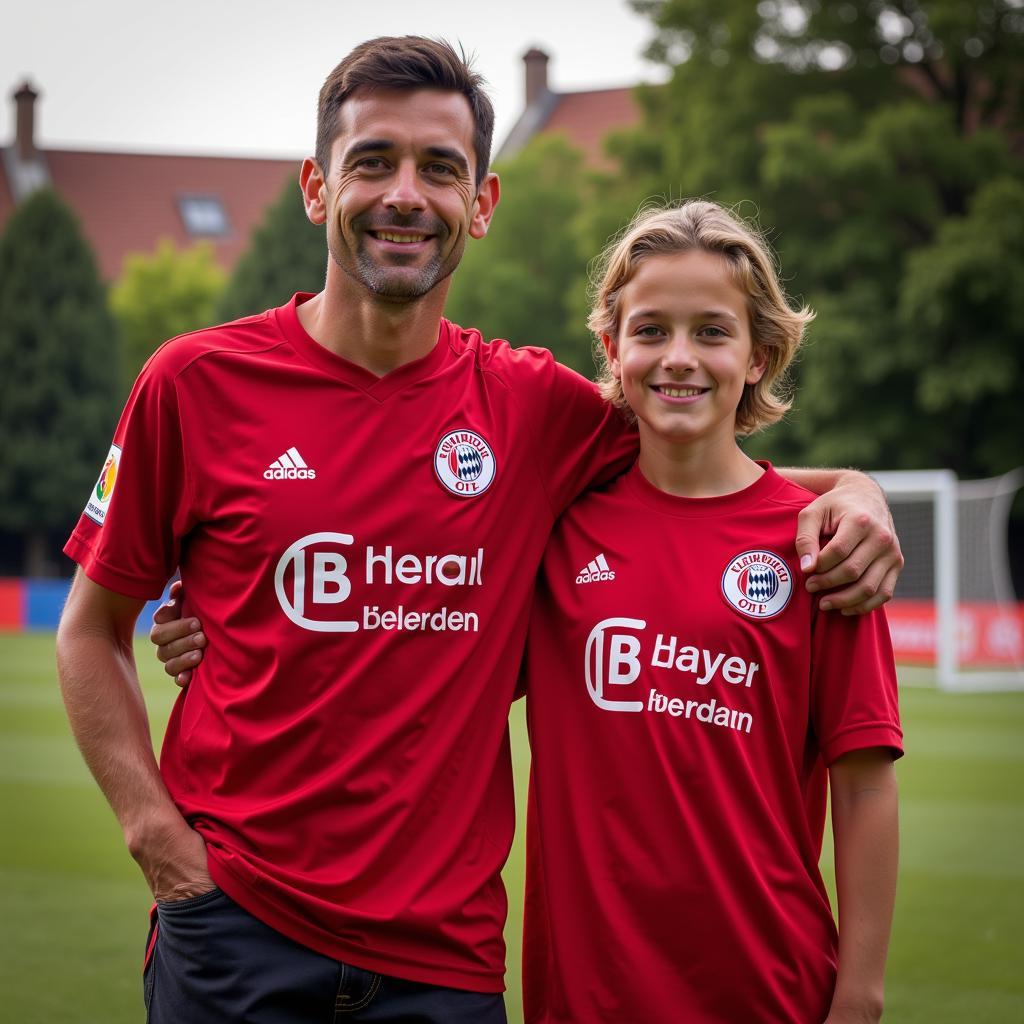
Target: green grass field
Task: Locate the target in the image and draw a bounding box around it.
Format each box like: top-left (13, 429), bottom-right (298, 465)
top-left (2, 631), bottom-right (1023, 1022)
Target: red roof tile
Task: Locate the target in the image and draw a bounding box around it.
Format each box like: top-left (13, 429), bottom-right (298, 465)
top-left (2, 149), bottom-right (299, 280)
top-left (541, 87), bottom-right (641, 168)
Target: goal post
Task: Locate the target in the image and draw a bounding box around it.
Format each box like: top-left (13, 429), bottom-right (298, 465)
top-left (873, 468), bottom-right (1024, 692)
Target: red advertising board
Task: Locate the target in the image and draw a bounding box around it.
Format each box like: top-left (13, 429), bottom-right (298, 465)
top-left (0, 578), bottom-right (22, 629)
top-left (886, 600), bottom-right (1024, 667)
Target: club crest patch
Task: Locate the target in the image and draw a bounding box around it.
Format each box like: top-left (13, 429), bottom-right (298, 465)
top-left (434, 429), bottom-right (496, 497)
top-left (84, 443), bottom-right (122, 526)
top-left (722, 549), bottom-right (793, 619)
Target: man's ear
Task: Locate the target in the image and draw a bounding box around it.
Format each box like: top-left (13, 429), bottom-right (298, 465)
top-left (602, 333), bottom-right (622, 380)
top-left (469, 173), bottom-right (500, 240)
top-left (299, 158), bottom-right (327, 226)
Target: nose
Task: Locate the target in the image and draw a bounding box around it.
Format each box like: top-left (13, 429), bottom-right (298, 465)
top-left (661, 333), bottom-right (698, 374)
top-left (383, 160), bottom-right (426, 215)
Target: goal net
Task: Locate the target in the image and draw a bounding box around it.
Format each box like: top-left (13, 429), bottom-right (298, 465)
top-left (873, 469), bottom-right (1024, 692)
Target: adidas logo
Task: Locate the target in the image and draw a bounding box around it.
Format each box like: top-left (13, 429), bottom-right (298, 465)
top-left (576, 553), bottom-right (615, 584)
top-left (264, 447), bottom-right (317, 480)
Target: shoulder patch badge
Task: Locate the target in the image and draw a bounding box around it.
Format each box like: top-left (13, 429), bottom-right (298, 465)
top-left (434, 429), bottom-right (496, 497)
top-left (84, 443), bottom-right (122, 526)
top-left (722, 549), bottom-right (793, 619)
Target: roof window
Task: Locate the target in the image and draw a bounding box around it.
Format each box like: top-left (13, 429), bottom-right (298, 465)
top-left (178, 195), bottom-right (230, 237)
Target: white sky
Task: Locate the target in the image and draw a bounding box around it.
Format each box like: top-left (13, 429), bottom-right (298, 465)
top-left (1, 0), bottom-right (667, 159)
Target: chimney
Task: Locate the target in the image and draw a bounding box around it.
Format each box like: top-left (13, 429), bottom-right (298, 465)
top-left (14, 81), bottom-right (39, 160)
top-left (523, 48), bottom-right (550, 108)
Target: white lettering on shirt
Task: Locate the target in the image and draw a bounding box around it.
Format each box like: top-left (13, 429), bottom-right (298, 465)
top-left (275, 533), bottom-right (484, 634)
top-left (651, 634), bottom-right (760, 687)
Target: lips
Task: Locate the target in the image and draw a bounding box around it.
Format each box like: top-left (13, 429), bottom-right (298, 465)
top-left (368, 230), bottom-right (431, 244)
top-left (359, 214), bottom-right (446, 247)
top-left (651, 384), bottom-right (710, 398)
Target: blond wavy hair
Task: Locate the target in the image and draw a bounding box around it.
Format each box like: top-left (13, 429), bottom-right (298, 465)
top-left (588, 200), bottom-right (813, 436)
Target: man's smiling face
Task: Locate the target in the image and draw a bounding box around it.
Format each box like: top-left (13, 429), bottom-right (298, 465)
top-left (320, 87), bottom-right (491, 302)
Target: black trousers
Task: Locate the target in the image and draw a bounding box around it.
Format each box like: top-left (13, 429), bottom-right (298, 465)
top-left (144, 888), bottom-right (507, 1023)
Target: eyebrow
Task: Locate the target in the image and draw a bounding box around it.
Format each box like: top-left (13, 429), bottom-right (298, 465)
top-left (342, 139), bottom-right (471, 177)
top-left (424, 146), bottom-right (471, 176)
top-left (342, 139), bottom-right (395, 162)
top-left (625, 308), bottom-right (741, 326)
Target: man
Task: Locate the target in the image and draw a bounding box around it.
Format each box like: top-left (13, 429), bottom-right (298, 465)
top-left (58, 36), bottom-right (902, 1024)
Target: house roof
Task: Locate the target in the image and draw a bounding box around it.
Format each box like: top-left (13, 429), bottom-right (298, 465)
top-left (495, 50), bottom-right (643, 170)
top-left (538, 87), bottom-right (642, 168)
top-left (0, 146), bottom-right (298, 280)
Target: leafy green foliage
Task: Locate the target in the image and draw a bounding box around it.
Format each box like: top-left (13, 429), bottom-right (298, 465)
top-left (0, 190), bottom-right (119, 572)
top-left (899, 176), bottom-right (1024, 473)
top-left (110, 240), bottom-right (226, 387)
top-left (216, 178), bottom-right (326, 322)
top-left (446, 135), bottom-right (595, 372)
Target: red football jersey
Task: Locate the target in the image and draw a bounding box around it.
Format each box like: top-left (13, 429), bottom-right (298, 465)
top-left (64, 294), bottom-right (634, 992)
top-left (522, 463), bottom-right (902, 1022)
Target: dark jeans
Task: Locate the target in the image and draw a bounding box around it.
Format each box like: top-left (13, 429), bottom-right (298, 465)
top-left (144, 887), bottom-right (507, 1023)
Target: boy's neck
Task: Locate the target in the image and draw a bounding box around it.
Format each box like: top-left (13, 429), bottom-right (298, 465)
top-left (637, 430), bottom-right (764, 498)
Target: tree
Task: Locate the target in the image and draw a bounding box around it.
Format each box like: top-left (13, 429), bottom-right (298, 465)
top-left (899, 175), bottom-right (1024, 474)
top-left (634, 0), bottom-right (1024, 127)
top-left (0, 190), bottom-right (119, 575)
top-left (217, 179), bottom-right (326, 322)
top-left (446, 135), bottom-right (596, 373)
top-left (110, 240), bottom-right (226, 387)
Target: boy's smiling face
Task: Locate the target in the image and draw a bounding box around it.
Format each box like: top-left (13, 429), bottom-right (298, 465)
top-left (604, 249), bottom-right (767, 452)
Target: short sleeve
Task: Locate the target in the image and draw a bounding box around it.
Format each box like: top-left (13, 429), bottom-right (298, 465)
top-left (810, 605), bottom-right (903, 765)
top-left (522, 352), bottom-right (637, 516)
top-left (63, 353), bottom-right (196, 600)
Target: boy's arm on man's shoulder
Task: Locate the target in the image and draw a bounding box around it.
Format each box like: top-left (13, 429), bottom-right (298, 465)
top-left (776, 468), bottom-right (902, 614)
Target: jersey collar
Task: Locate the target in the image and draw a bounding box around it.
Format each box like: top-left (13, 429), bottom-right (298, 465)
top-left (274, 293), bottom-right (452, 401)
top-left (623, 461), bottom-right (787, 518)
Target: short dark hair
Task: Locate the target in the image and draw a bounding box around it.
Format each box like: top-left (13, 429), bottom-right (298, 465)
top-left (316, 36), bottom-right (495, 187)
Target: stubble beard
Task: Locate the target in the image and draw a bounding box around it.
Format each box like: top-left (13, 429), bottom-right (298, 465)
top-left (329, 216), bottom-right (465, 302)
